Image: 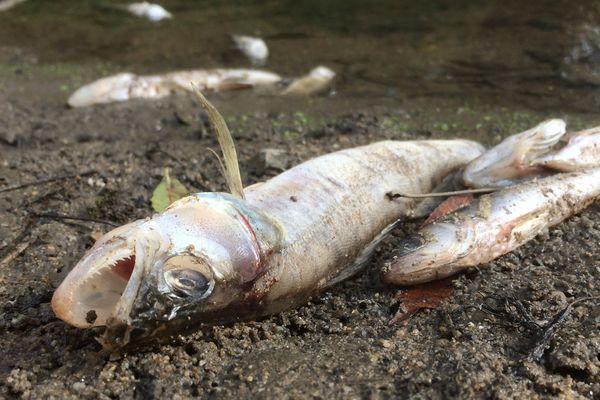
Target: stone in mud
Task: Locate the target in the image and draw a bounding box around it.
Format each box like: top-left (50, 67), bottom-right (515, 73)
top-left (249, 148), bottom-right (289, 174)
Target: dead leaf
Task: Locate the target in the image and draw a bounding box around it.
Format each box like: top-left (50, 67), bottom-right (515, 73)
top-left (421, 194), bottom-right (474, 227)
top-left (390, 277), bottom-right (455, 324)
top-left (151, 168), bottom-right (189, 212)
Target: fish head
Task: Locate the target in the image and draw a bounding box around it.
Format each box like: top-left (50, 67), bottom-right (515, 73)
top-left (463, 119), bottom-right (566, 188)
top-left (51, 193), bottom-right (282, 350)
top-left (383, 220), bottom-right (475, 285)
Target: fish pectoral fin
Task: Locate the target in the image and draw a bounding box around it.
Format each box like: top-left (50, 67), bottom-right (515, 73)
top-left (508, 210), bottom-right (551, 245)
top-left (325, 221), bottom-right (398, 288)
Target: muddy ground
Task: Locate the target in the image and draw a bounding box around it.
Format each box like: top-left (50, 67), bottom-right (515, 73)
top-left (1, 1), bottom-right (600, 399)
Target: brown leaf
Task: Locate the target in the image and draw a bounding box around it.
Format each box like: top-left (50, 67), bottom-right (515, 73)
top-left (390, 277), bottom-right (455, 324)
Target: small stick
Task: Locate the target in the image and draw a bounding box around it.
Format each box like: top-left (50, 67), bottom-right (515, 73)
top-left (527, 296), bottom-right (600, 362)
top-left (0, 241), bottom-right (31, 268)
top-left (33, 212), bottom-right (118, 227)
top-left (386, 187), bottom-right (497, 199)
top-left (0, 170), bottom-right (97, 194)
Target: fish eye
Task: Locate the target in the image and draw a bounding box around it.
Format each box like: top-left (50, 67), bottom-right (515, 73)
top-left (165, 269), bottom-right (210, 298)
top-left (398, 236), bottom-right (425, 256)
top-left (161, 255), bottom-right (215, 299)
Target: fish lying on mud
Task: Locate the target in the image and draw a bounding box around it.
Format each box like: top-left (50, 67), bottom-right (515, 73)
top-left (52, 94), bottom-right (484, 349)
top-left (383, 167), bottom-right (600, 285)
top-left (0, 0), bottom-right (26, 11)
top-left (281, 66), bottom-right (336, 96)
top-left (68, 69), bottom-right (282, 107)
top-left (232, 35), bottom-right (269, 65)
top-left (68, 65), bottom-right (336, 107)
top-left (126, 2), bottom-right (172, 21)
top-left (384, 124), bottom-right (600, 285)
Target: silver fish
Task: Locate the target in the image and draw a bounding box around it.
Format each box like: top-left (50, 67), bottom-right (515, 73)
top-left (67, 69), bottom-right (282, 108)
top-left (232, 35), bottom-right (269, 65)
top-left (383, 167), bottom-right (600, 285)
top-left (281, 66), bottom-right (336, 96)
top-left (126, 2), bottom-right (172, 21)
top-left (52, 139), bottom-right (484, 349)
top-left (0, 0), bottom-right (26, 12)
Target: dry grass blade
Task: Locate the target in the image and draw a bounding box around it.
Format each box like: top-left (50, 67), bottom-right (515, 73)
top-left (192, 85), bottom-right (245, 199)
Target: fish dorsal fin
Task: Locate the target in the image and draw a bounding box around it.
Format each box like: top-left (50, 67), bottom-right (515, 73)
top-left (193, 85), bottom-right (245, 199)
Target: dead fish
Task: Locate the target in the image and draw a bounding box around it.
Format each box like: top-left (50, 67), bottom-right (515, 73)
top-left (0, 0), bottom-right (26, 12)
top-left (232, 35), bottom-right (269, 65)
top-left (281, 66), bottom-right (336, 96)
top-left (52, 105), bottom-right (484, 348)
top-left (68, 69), bottom-right (282, 107)
top-left (533, 126), bottom-right (600, 172)
top-left (127, 2), bottom-right (172, 21)
top-left (463, 119), bottom-right (566, 188)
top-left (383, 167), bottom-right (600, 285)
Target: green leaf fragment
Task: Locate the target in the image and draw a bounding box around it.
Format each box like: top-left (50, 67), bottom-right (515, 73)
top-left (151, 168), bottom-right (189, 212)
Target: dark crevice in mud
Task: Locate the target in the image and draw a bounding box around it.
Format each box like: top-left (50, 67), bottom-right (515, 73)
top-left (546, 363), bottom-right (591, 382)
top-left (132, 366), bottom-right (157, 400)
top-left (9, 290), bottom-right (53, 315)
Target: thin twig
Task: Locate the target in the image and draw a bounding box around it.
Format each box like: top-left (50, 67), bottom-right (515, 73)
top-left (22, 188), bottom-right (63, 208)
top-left (527, 296), bottom-right (600, 362)
top-left (386, 187), bottom-right (497, 199)
top-left (0, 241), bottom-right (31, 268)
top-left (33, 212), bottom-right (118, 227)
top-left (0, 170), bottom-right (97, 194)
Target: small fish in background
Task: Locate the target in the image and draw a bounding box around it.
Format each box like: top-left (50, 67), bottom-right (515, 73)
top-left (127, 2), bottom-right (172, 21)
top-left (282, 66), bottom-right (336, 96)
top-left (67, 69), bottom-right (282, 107)
top-left (0, 0), bottom-right (27, 12)
top-left (232, 35), bottom-right (269, 65)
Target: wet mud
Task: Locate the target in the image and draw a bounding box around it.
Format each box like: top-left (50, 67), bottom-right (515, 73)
top-left (1, 1), bottom-right (600, 399)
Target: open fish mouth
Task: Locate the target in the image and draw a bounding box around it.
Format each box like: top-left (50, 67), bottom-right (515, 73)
top-left (51, 238), bottom-right (139, 328)
top-left (51, 218), bottom-right (160, 333)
